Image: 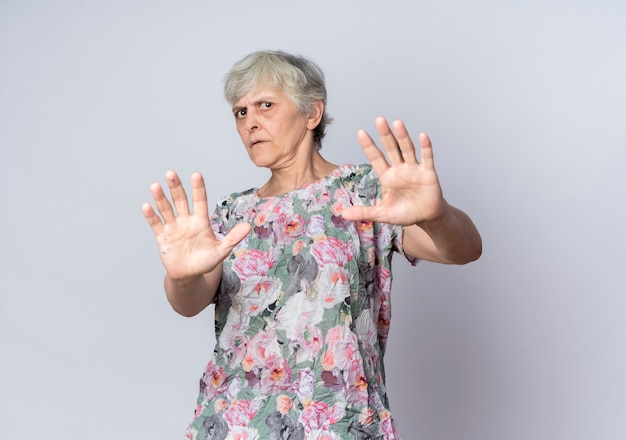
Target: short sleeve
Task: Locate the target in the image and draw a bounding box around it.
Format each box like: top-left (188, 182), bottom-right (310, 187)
top-left (210, 201), bottom-right (229, 240)
top-left (210, 188), bottom-right (257, 240)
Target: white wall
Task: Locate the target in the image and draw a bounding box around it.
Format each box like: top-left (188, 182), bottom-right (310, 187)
top-left (1, 1), bottom-right (624, 439)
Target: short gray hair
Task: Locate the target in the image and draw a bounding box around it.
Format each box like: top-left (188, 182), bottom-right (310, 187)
top-left (224, 50), bottom-right (332, 150)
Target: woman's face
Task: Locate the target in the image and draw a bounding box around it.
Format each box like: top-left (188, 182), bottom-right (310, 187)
top-left (232, 86), bottom-right (319, 169)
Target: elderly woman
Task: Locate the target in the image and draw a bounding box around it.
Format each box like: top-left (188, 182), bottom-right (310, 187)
top-left (143, 50), bottom-right (481, 439)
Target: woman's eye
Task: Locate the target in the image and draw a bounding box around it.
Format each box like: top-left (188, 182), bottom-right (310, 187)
top-left (262, 102), bottom-right (272, 109)
top-left (236, 109), bottom-right (247, 118)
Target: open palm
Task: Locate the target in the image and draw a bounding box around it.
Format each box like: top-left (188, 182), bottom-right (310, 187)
top-left (341, 117), bottom-right (447, 226)
top-left (142, 171), bottom-right (250, 280)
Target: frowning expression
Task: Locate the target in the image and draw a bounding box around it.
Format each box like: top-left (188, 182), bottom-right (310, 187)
top-left (232, 87), bottom-right (320, 169)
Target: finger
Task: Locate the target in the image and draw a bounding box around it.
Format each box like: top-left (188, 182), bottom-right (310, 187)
top-left (357, 128), bottom-right (390, 177)
top-left (142, 202), bottom-right (164, 234)
top-left (391, 119), bottom-right (418, 165)
top-left (190, 172), bottom-right (209, 218)
top-left (339, 205), bottom-right (385, 223)
top-left (374, 116), bottom-right (404, 165)
top-left (165, 170), bottom-right (191, 218)
top-left (150, 182), bottom-right (176, 223)
top-left (418, 132), bottom-right (435, 170)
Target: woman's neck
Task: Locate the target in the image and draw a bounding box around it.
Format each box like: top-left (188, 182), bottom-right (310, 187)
top-left (257, 151), bottom-right (338, 197)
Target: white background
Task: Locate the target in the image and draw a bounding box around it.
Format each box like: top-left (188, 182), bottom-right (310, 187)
top-left (1, 1), bottom-right (625, 439)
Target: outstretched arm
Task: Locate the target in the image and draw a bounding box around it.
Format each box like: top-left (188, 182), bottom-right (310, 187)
top-left (142, 171), bottom-right (251, 316)
top-left (340, 117), bottom-right (482, 264)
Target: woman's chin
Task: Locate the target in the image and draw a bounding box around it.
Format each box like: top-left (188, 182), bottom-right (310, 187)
top-left (248, 155), bottom-right (274, 169)
top-left (247, 149), bottom-right (277, 169)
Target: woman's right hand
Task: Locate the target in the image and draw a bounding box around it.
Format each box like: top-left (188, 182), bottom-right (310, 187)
top-left (142, 170), bottom-right (251, 281)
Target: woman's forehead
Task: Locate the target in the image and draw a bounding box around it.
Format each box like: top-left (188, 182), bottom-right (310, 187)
top-left (235, 85), bottom-right (289, 105)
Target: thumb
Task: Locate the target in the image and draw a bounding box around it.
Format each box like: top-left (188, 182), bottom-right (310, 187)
top-left (339, 205), bottom-right (382, 222)
top-left (216, 222), bottom-right (252, 257)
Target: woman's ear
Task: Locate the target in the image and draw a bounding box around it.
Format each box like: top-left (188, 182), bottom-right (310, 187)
top-left (306, 100), bottom-right (324, 130)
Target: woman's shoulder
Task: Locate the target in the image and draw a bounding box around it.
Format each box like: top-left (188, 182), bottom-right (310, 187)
top-left (337, 163), bottom-right (372, 174)
top-left (215, 187), bottom-right (257, 211)
top-left (333, 163), bottom-right (375, 184)
top-left (333, 163), bottom-right (379, 190)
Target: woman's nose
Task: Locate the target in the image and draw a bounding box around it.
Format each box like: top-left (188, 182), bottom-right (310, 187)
top-left (245, 112), bottom-right (260, 132)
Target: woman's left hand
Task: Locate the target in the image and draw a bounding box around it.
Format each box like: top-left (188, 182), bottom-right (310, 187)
top-left (340, 117), bottom-right (447, 226)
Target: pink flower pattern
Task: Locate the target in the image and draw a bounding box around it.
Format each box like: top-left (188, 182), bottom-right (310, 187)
top-left (187, 165), bottom-right (417, 439)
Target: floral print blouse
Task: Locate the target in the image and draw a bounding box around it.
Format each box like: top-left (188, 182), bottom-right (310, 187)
top-left (186, 164), bottom-right (416, 440)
